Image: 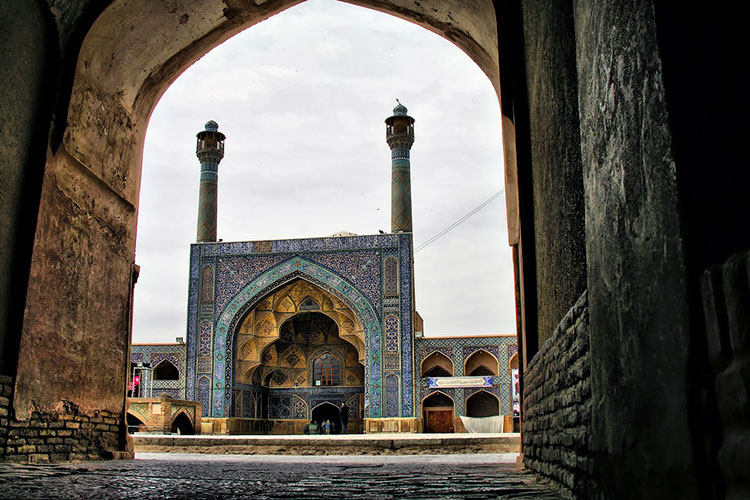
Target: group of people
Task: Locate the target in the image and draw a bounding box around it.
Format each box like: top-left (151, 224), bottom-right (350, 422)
top-left (304, 402), bottom-right (349, 435)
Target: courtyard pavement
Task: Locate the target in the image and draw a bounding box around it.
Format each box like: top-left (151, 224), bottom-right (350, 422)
top-left (0, 452), bottom-right (562, 499)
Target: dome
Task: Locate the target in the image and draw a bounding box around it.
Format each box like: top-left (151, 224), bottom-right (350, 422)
top-left (204, 120), bottom-right (219, 131)
top-left (393, 100), bottom-right (408, 116)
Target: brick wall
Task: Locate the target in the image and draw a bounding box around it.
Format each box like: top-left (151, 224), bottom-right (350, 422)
top-left (0, 376), bottom-right (11, 454)
top-left (701, 249), bottom-right (750, 499)
top-left (522, 291), bottom-right (595, 498)
top-left (0, 375), bottom-right (129, 462)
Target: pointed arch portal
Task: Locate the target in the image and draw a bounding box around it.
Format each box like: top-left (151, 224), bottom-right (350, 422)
top-left (213, 257), bottom-right (380, 418)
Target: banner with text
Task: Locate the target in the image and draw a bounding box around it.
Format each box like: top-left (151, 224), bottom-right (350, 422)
top-left (427, 376), bottom-right (493, 388)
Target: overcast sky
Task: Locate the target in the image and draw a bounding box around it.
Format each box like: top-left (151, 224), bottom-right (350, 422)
top-left (132, 0), bottom-right (515, 344)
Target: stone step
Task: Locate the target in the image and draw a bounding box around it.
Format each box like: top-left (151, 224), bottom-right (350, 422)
top-left (133, 432), bottom-right (521, 455)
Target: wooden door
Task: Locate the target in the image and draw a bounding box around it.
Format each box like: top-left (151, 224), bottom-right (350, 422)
top-left (426, 410), bottom-right (453, 433)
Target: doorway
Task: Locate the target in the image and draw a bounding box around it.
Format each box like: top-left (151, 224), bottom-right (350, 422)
top-left (425, 410), bottom-right (453, 433)
top-left (170, 412), bottom-right (195, 435)
top-left (311, 402), bottom-right (341, 433)
top-left (422, 392), bottom-right (455, 433)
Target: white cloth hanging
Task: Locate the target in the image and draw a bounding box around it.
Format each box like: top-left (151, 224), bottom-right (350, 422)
top-left (459, 415), bottom-right (503, 433)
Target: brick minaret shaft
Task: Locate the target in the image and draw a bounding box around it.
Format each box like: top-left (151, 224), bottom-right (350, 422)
top-left (195, 120), bottom-right (226, 242)
top-left (386, 101), bottom-right (415, 233)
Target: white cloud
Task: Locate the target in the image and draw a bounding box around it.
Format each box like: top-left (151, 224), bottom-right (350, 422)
top-left (132, 0), bottom-right (514, 343)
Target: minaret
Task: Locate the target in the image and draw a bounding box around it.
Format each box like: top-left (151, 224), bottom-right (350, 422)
top-left (385, 100), bottom-right (415, 233)
top-left (195, 120), bottom-right (226, 242)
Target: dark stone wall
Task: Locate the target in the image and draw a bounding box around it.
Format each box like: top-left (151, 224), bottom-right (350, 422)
top-left (701, 250), bottom-right (750, 499)
top-left (0, 0), bottom-right (56, 378)
top-left (15, 150), bottom-right (134, 420)
top-left (573, 1), bottom-right (697, 497)
top-left (523, 291), bottom-right (593, 499)
top-left (520, 0), bottom-right (587, 349)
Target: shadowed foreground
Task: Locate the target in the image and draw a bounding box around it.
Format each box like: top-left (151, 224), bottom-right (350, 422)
top-left (0, 453), bottom-right (560, 499)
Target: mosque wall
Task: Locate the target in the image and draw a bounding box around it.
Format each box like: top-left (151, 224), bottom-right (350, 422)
top-left (185, 234), bottom-right (415, 422)
top-left (416, 335), bottom-right (517, 433)
top-left (130, 344), bottom-right (187, 400)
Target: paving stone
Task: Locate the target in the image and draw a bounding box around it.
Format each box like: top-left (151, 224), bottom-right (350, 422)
top-left (0, 453), bottom-right (561, 499)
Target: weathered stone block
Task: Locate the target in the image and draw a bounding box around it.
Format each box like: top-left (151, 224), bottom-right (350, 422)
top-left (716, 362), bottom-right (750, 425)
top-left (27, 454), bottom-right (50, 463)
top-left (722, 252), bottom-right (750, 356)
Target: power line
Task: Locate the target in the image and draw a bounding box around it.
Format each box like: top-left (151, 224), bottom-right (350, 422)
top-left (414, 189), bottom-right (505, 253)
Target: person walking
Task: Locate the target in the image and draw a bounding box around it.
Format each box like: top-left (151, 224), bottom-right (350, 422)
top-left (339, 402), bottom-right (349, 434)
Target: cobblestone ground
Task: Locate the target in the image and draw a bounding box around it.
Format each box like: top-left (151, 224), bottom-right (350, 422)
top-left (0, 453), bottom-right (561, 499)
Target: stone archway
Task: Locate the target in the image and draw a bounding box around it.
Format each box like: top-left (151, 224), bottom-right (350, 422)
top-left (3, 1), bottom-right (743, 498)
top-left (12, 0), bottom-right (508, 429)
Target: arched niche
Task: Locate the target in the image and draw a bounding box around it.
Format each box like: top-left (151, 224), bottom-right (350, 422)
top-left (421, 352), bottom-right (455, 377)
top-left (466, 390), bottom-right (500, 418)
top-left (152, 360), bottom-right (179, 380)
top-left (263, 369), bottom-right (290, 388)
top-left (242, 312), bottom-right (363, 391)
top-left (422, 391), bottom-right (455, 409)
top-left (126, 412), bottom-right (145, 434)
top-left (509, 352), bottom-right (519, 370)
top-left (464, 349), bottom-right (499, 376)
top-left (233, 278), bottom-right (366, 386)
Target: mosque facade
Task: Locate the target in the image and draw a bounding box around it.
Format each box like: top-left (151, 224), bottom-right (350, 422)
top-left (129, 104), bottom-right (517, 434)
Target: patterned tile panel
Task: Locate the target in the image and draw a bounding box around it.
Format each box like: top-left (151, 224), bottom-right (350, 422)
top-left (399, 234), bottom-right (414, 416)
top-left (186, 245), bottom-right (201, 400)
top-left (384, 314), bottom-right (399, 352)
top-left (386, 373), bottom-right (400, 418)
